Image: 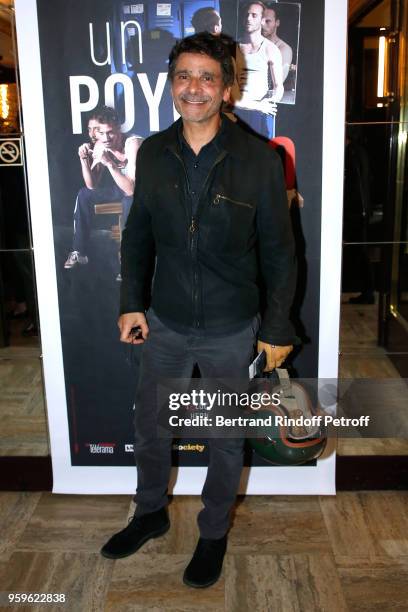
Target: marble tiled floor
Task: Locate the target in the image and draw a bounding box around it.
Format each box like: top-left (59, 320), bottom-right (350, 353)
top-left (339, 296), bottom-right (398, 377)
top-left (337, 297), bottom-right (408, 455)
top-left (0, 492), bottom-right (407, 611)
top-left (0, 315), bottom-right (47, 455)
top-left (0, 355), bottom-right (48, 456)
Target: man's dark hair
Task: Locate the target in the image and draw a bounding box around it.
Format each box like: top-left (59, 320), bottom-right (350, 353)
top-left (265, 3), bottom-right (280, 19)
top-left (191, 7), bottom-right (221, 34)
top-left (89, 105), bottom-right (120, 128)
top-left (168, 32), bottom-right (234, 87)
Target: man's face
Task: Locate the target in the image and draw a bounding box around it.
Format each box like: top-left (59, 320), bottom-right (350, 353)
top-left (262, 9), bottom-right (279, 37)
top-left (244, 4), bottom-right (264, 33)
top-left (88, 119), bottom-right (102, 144)
top-left (171, 52), bottom-right (231, 125)
top-left (95, 123), bottom-right (121, 149)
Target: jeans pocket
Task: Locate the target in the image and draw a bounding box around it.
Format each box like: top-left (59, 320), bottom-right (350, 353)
top-left (145, 308), bottom-right (161, 336)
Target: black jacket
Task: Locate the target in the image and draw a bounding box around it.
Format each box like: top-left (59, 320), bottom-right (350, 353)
top-left (120, 115), bottom-right (297, 345)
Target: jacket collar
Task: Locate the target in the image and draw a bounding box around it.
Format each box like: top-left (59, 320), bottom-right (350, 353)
top-left (162, 113), bottom-right (248, 161)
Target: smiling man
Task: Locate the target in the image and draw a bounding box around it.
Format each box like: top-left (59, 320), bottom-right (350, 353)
top-left (101, 33), bottom-right (297, 588)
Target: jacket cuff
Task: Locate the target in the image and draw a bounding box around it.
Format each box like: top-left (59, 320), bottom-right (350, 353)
top-left (119, 286), bottom-right (147, 315)
top-left (258, 325), bottom-right (301, 347)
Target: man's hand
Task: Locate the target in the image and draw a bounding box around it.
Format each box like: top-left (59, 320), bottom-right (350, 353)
top-left (78, 142), bottom-right (92, 161)
top-left (94, 148), bottom-right (125, 170)
top-left (259, 99), bottom-right (278, 116)
top-left (287, 189), bottom-right (304, 208)
top-left (91, 142), bottom-right (113, 168)
top-left (257, 341), bottom-right (293, 372)
top-left (92, 147), bottom-right (113, 168)
top-left (118, 312), bottom-right (149, 344)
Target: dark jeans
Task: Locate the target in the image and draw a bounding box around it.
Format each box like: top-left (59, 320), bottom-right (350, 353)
top-left (72, 186), bottom-right (133, 255)
top-left (133, 308), bottom-right (260, 539)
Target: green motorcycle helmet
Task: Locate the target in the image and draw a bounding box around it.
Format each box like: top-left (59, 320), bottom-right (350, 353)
top-left (248, 409), bottom-right (327, 465)
top-left (248, 369), bottom-right (327, 466)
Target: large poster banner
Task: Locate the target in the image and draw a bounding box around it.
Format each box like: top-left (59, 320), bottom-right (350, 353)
top-left (14, 0), bottom-right (346, 493)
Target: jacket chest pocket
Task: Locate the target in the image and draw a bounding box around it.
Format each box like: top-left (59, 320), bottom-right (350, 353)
top-left (202, 191), bottom-right (256, 254)
top-left (213, 194), bottom-right (253, 209)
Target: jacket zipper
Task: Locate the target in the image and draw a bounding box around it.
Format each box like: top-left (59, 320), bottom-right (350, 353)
top-left (213, 194), bottom-right (253, 208)
top-left (171, 149), bottom-right (227, 329)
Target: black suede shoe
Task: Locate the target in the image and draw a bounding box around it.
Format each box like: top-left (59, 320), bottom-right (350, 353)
top-left (101, 507), bottom-right (170, 559)
top-left (183, 535), bottom-right (227, 588)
